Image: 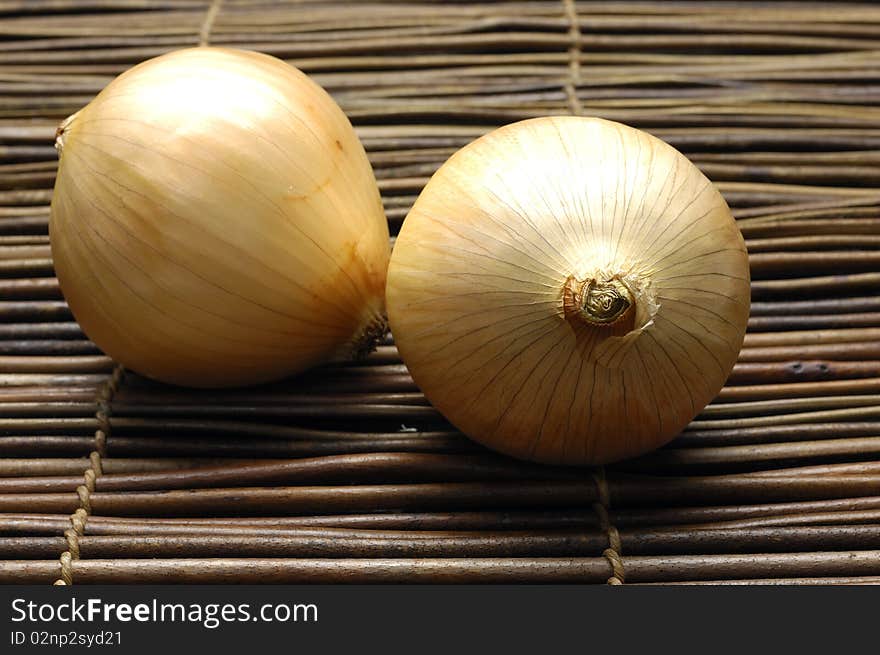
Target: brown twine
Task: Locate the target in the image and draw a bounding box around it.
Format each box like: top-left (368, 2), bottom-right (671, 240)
top-left (199, 0), bottom-right (223, 47)
top-left (592, 468), bottom-right (626, 584)
top-left (54, 364), bottom-right (125, 586)
top-left (70, 508), bottom-right (88, 536)
top-left (94, 430), bottom-right (107, 459)
top-left (58, 552), bottom-right (73, 586)
top-left (89, 451), bottom-right (104, 477)
top-left (64, 529), bottom-right (80, 561)
top-left (562, 0), bottom-right (583, 116)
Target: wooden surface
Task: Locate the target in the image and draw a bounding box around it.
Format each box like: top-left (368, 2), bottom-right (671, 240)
top-left (1, 0), bottom-right (880, 584)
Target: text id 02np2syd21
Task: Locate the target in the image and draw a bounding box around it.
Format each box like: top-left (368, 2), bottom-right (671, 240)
top-left (11, 630), bottom-right (121, 648)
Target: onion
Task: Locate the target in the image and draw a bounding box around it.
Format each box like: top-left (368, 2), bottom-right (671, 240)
top-left (386, 117), bottom-right (750, 465)
top-left (50, 47), bottom-right (390, 388)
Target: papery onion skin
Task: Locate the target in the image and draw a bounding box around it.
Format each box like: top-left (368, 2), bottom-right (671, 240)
top-left (50, 47), bottom-right (390, 388)
top-left (386, 116), bottom-right (750, 466)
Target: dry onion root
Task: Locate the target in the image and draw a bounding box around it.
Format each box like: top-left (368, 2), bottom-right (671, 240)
top-left (50, 47), bottom-right (390, 388)
top-left (387, 117), bottom-right (750, 466)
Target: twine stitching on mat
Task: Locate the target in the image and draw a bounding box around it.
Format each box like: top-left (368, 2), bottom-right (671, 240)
top-left (592, 468), bottom-right (626, 584)
top-left (54, 364), bottom-right (125, 586)
top-left (199, 0), bottom-right (223, 47)
top-left (567, 0), bottom-right (620, 584)
top-left (562, 0), bottom-right (583, 116)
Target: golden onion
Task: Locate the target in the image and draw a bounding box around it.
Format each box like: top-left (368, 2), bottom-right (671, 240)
top-left (387, 116), bottom-right (750, 466)
top-left (50, 47), bottom-right (390, 387)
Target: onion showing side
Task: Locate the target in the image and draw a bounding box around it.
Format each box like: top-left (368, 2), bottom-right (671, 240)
top-left (386, 116), bottom-right (750, 466)
top-left (50, 47), bottom-right (390, 388)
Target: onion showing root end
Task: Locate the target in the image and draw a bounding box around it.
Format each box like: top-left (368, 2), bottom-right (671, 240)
top-left (387, 116), bottom-right (750, 466)
top-left (50, 47), bottom-right (390, 388)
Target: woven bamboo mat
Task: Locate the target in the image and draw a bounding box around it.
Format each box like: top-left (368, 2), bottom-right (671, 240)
top-left (1, 0), bottom-right (880, 585)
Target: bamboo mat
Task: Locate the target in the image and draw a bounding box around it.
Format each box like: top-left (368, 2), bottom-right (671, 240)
top-left (1, 0), bottom-right (880, 585)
